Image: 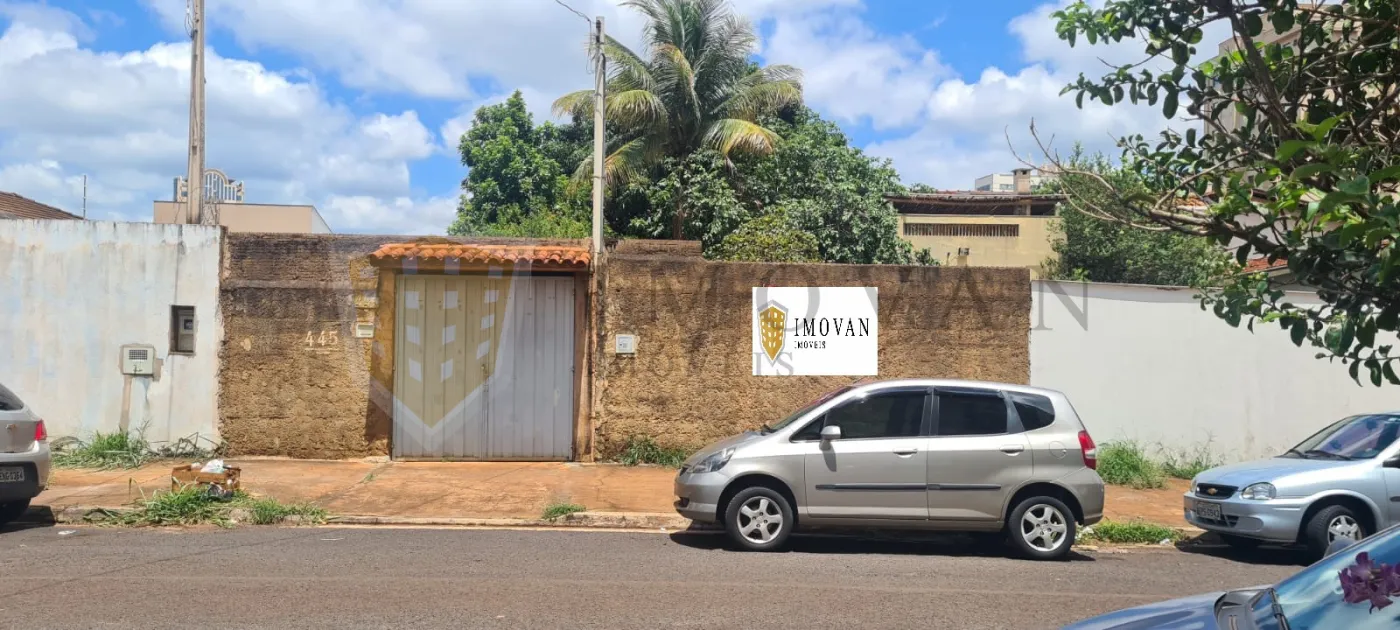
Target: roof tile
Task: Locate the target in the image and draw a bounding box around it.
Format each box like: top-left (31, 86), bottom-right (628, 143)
top-left (0, 191), bottom-right (80, 220)
top-left (370, 243), bottom-right (591, 267)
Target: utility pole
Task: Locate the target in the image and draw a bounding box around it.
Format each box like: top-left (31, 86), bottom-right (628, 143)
top-left (591, 16), bottom-right (605, 258)
top-left (81, 175), bottom-right (87, 219)
top-left (185, 0), bottom-right (210, 225)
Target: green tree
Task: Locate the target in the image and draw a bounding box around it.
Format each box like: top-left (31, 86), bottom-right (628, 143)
top-left (447, 91), bottom-right (587, 238)
top-left (633, 150), bottom-right (748, 253)
top-left (712, 207), bottom-right (821, 263)
top-left (553, 0), bottom-right (802, 238)
top-left (1054, 1), bottom-right (1400, 385)
top-left (739, 109), bottom-right (914, 264)
top-left (1042, 148), bottom-right (1228, 286)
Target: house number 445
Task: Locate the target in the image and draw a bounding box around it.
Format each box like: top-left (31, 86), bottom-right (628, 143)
top-left (305, 329), bottom-right (340, 347)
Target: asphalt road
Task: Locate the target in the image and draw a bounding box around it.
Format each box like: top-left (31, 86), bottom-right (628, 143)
top-left (0, 525), bottom-right (1298, 629)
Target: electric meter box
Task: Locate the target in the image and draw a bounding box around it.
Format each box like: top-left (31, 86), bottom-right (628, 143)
top-left (121, 344), bottom-right (156, 376)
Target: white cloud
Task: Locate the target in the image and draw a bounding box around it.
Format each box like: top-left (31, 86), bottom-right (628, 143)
top-left (762, 9), bottom-right (951, 130)
top-left (0, 6), bottom-right (449, 232)
top-left (866, 0), bottom-right (1231, 189)
top-left (322, 195), bottom-right (458, 235)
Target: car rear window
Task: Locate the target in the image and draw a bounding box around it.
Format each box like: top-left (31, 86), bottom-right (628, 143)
top-left (1010, 392), bottom-right (1055, 431)
top-left (0, 383), bottom-right (25, 411)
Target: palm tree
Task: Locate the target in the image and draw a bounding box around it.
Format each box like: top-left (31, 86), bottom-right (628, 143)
top-left (553, 0), bottom-right (802, 239)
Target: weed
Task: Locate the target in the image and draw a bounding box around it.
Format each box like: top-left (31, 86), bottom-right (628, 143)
top-left (1082, 520), bottom-right (1183, 545)
top-left (241, 496), bottom-right (327, 525)
top-left (541, 502), bottom-right (586, 520)
top-left (1158, 443), bottom-right (1221, 480)
top-left (52, 430), bottom-right (224, 470)
top-left (1096, 441), bottom-right (1167, 489)
top-left (91, 486), bottom-right (327, 527)
top-left (52, 431), bottom-right (152, 469)
top-left (615, 436), bottom-right (689, 468)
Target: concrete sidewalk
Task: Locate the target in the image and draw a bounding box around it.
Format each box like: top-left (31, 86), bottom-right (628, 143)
top-left (33, 458), bottom-right (1189, 529)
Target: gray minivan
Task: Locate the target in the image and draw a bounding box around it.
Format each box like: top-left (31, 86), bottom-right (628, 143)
top-left (0, 382), bottom-right (50, 527)
top-left (674, 379), bottom-right (1104, 559)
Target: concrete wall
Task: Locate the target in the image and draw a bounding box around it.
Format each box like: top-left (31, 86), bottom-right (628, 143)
top-left (0, 220), bottom-right (222, 444)
top-left (1030, 280), bottom-right (1400, 461)
top-left (219, 233), bottom-right (587, 459)
top-left (155, 201), bottom-right (331, 234)
top-left (898, 215), bottom-right (1056, 278)
top-left (596, 255), bottom-right (1030, 458)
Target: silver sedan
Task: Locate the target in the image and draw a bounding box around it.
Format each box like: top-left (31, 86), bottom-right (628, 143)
top-left (0, 381), bottom-right (50, 527)
top-left (1184, 412), bottom-right (1400, 559)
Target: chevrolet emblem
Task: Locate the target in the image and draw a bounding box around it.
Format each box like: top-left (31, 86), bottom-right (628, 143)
top-left (1207, 487), bottom-right (1217, 495)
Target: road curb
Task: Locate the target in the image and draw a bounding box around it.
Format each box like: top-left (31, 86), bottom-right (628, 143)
top-left (28, 506), bottom-right (707, 531)
top-left (327, 511), bottom-right (706, 531)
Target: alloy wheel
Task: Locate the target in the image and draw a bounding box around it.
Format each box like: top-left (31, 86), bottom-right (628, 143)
top-left (1327, 514), bottom-right (1362, 542)
top-left (737, 496), bottom-right (783, 544)
top-left (1020, 504), bottom-right (1069, 552)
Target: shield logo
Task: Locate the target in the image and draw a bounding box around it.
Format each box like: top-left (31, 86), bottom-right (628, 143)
top-left (1207, 487), bottom-right (1217, 495)
top-left (758, 301), bottom-right (788, 362)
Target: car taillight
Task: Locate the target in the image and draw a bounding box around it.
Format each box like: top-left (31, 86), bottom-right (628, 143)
top-left (34, 420), bottom-right (47, 441)
top-left (1078, 430), bottom-right (1096, 470)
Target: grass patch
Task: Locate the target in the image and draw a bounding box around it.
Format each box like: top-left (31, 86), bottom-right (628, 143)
top-left (52, 431), bottom-right (152, 469)
top-left (1159, 444), bottom-right (1221, 480)
top-left (52, 430), bottom-right (224, 470)
top-left (615, 436), bottom-right (689, 468)
top-left (91, 486), bottom-right (327, 527)
top-left (1082, 520), bottom-right (1183, 545)
top-left (541, 502), bottom-right (586, 520)
top-left (1096, 441), bottom-right (1167, 489)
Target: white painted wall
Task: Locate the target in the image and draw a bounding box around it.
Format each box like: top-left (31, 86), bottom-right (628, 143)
top-left (0, 220), bottom-right (222, 445)
top-left (1031, 280), bottom-right (1400, 462)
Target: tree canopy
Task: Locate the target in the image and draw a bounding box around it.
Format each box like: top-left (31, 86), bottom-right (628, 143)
top-left (553, 0), bottom-right (801, 239)
top-left (1053, 0), bottom-right (1400, 384)
top-left (447, 91), bottom-right (588, 238)
top-left (1042, 148), bottom-right (1229, 286)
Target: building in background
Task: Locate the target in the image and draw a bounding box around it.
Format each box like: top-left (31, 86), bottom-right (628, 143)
top-left (888, 169), bottom-right (1063, 277)
top-left (0, 190), bottom-right (81, 220)
top-left (974, 167), bottom-right (1052, 193)
top-left (153, 168), bottom-right (331, 234)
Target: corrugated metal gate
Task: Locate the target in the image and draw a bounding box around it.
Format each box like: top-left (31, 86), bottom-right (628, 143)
top-left (392, 273), bottom-right (576, 460)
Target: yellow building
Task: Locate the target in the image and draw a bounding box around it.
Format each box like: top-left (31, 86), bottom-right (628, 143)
top-left (888, 170), bottom-right (1063, 278)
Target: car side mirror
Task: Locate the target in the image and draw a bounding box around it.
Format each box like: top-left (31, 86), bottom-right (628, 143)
top-left (1326, 537), bottom-right (1356, 558)
top-left (820, 425), bottom-right (841, 442)
top-left (1385, 457), bottom-right (1400, 469)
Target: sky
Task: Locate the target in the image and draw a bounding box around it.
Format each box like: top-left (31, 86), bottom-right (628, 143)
top-left (0, 0), bottom-right (1213, 234)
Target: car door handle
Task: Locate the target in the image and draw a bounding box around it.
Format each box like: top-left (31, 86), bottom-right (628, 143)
top-left (999, 445), bottom-right (1026, 454)
top-left (892, 449), bottom-right (918, 457)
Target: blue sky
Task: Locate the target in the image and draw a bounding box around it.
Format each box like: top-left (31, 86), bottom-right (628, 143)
top-left (0, 0), bottom-right (1185, 233)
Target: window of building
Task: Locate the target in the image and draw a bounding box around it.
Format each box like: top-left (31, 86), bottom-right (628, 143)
top-left (822, 391), bottom-right (925, 440)
top-left (171, 305), bottom-right (197, 354)
top-left (903, 223), bottom-right (1020, 238)
top-left (936, 391), bottom-right (1008, 436)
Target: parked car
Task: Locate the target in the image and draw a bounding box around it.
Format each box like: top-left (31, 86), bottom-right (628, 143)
top-left (1064, 524), bottom-right (1392, 629)
top-left (0, 381), bottom-right (49, 527)
top-left (1183, 412), bottom-right (1400, 558)
top-left (673, 379), bottom-right (1104, 560)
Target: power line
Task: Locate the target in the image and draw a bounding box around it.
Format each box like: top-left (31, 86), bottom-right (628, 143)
top-left (553, 0), bottom-right (591, 23)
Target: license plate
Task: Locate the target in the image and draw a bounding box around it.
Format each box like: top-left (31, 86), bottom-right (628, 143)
top-left (1195, 501), bottom-right (1223, 521)
top-left (0, 467), bottom-right (24, 483)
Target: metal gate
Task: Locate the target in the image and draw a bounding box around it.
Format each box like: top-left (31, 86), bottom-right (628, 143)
top-left (392, 273), bottom-right (576, 460)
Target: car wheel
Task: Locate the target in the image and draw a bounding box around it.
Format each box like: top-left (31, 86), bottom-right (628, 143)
top-left (0, 499), bottom-right (31, 527)
top-left (1219, 534), bottom-right (1263, 549)
top-left (1304, 505), bottom-right (1367, 560)
top-left (1007, 496), bottom-right (1076, 560)
top-left (724, 487), bottom-right (794, 552)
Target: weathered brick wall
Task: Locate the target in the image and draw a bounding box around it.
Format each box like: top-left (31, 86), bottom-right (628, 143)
top-left (596, 256), bottom-right (1030, 458)
top-left (219, 233), bottom-right (585, 458)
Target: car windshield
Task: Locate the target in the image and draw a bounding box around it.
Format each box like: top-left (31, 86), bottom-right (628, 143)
top-left (763, 385), bottom-right (855, 433)
top-left (1284, 414), bottom-right (1400, 461)
top-left (1251, 524), bottom-right (1400, 629)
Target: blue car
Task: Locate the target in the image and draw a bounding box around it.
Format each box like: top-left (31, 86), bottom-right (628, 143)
top-left (1065, 524), bottom-right (1400, 629)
